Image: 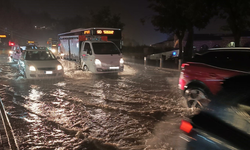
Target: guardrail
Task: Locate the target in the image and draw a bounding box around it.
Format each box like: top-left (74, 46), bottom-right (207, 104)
top-left (124, 57), bottom-right (180, 72)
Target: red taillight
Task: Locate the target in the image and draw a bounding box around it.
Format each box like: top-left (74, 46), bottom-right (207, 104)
top-left (180, 120), bottom-right (193, 133)
top-left (181, 63), bottom-right (189, 69)
top-left (101, 36), bottom-right (108, 41)
top-left (8, 41), bottom-right (15, 46)
top-left (79, 35), bottom-right (86, 41)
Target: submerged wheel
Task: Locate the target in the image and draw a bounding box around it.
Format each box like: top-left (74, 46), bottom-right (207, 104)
top-left (83, 65), bottom-right (89, 71)
top-left (184, 87), bottom-right (210, 109)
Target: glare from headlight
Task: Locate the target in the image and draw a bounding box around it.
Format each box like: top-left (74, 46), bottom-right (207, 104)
top-left (29, 66), bottom-right (36, 71)
top-left (9, 51), bottom-right (13, 54)
top-left (57, 65), bottom-right (63, 70)
top-left (120, 58), bottom-right (124, 64)
top-left (95, 59), bottom-right (102, 66)
top-left (51, 49), bottom-right (56, 53)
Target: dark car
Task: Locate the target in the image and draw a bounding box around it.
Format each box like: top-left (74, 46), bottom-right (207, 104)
top-left (178, 47), bottom-right (250, 108)
top-left (179, 75), bottom-right (250, 150)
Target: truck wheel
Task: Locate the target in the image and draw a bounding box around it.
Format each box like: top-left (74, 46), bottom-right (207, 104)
top-left (83, 65), bottom-right (89, 71)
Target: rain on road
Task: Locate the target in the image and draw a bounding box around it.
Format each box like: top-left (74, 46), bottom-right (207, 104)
top-left (0, 52), bottom-right (192, 150)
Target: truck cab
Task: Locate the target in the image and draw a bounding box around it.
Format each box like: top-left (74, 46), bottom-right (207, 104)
top-left (80, 41), bottom-right (124, 73)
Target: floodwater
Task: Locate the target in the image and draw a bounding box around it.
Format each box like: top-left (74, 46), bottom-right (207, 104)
top-left (0, 53), bottom-right (192, 150)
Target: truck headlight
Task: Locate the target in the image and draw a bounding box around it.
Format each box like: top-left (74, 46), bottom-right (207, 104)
top-left (120, 58), bottom-right (124, 64)
top-left (95, 59), bottom-right (102, 66)
top-left (29, 66), bottom-right (36, 71)
top-left (51, 49), bottom-right (56, 53)
top-left (57, 65), bottom-right (63, 70)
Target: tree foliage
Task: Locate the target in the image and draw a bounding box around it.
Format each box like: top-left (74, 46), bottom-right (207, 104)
top-left (148, 0), bottom-right (215, 61)
top-left (218, 0), bottom-right (250, 46)
top-left (90, 6), bottom-right (125, 30)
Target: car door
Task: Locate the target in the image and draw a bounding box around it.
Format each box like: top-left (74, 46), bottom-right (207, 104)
top-left (199, 51), bottom-right (249, 95)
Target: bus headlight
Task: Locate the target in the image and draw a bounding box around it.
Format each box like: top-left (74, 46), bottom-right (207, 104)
top-left (120, 58), bottom-right (124, 65)
top-left (29, 66), bottom-right (36, 71)
top-left (57, 65), bottom-right (63, 70)
top-left (95, 59), bottom-right (102, 67)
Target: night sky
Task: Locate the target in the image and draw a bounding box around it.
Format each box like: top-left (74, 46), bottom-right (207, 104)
top-left (10, 0), bottom-right (168, 46)
top-left (10, 0), bottom-right (227, 46)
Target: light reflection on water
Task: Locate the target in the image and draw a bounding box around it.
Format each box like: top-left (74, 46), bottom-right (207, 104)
top-left (0, 59), bottom-right (186, 149)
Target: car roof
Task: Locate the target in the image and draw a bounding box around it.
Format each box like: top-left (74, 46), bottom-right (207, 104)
top-left (196, 47), bottom-right (250, 55)
top-left (25, 49), bottom-right (50, 52)
top-left (208, 47), bottom-right (250, 51)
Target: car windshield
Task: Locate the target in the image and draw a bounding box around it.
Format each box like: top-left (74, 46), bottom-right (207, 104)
top-left (25, 50), bottom-right (56, 60)
top-left (92, 43), bottom-right (120, 54)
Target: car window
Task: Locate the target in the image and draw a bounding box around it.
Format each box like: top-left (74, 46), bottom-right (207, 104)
top-left (84, 43), bottom-right (90, 51)
top-left (193, 51), bottom-right (250, 71)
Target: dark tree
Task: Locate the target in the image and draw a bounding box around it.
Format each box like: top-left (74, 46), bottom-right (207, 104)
top-left (148, 0), bottom-right (216, 63)
top-left (218, 0), bottom-right (250, 47)
top-left (90, 6), bottom-right (124, 30)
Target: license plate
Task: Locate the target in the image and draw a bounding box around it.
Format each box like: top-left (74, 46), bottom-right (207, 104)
top-left (45, 71), bottom-right (53, 74)
top-left (109, 67), bottom-right (119, 70)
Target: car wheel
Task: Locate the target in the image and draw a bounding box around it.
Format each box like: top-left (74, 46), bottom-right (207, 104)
top-left (184, 87), bottom-right (210, 109)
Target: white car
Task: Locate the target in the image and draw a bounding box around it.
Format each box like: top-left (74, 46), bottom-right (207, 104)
top-left (18, 49), bottom-right (64, 79)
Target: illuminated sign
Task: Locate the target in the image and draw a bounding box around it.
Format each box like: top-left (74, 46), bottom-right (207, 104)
top-left (84, 30), bottom-right (90, 34)
top-left (28, 41), bottom-right (35, 44)
top-left (0, 35), bottom-right (6, 38)
top-left (96, 30), bottom-right (114, 35)
top-left (103, 30), bottom-right (114, 34)
top-left (52, 44), bottom-right (57, 46)
top-left (97, 30), bottom-right (103, 34)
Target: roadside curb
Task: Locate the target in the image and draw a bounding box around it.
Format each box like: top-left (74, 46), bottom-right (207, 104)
top-left (0, 98), bottom-right (19, 150)
top-left (125, 62), bottom-right (180, 72)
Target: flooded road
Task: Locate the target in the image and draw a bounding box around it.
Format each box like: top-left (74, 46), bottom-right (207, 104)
top-left (0, 52), bottom-right (192, 150)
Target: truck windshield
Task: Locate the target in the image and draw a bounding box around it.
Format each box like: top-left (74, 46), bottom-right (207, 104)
top-left (92, 43), bottom-right (120, 54)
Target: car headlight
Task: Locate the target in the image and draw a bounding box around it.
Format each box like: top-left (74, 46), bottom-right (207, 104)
top-left (51, 49), bottom-right (56, 53)
top-left (9, 51), bottom-right (13, 54)
top-left (29, 66), bottom-right (36, 71)
top-left (120, 58), bottom-right (124, 64)
top-left (95, 59), bottom-right (102, 66)
top-left (57, 65), bottom-right (63, 70)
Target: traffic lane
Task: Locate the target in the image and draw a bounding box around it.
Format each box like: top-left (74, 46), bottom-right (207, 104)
top-left (0, 53), bottom-right (190, 149)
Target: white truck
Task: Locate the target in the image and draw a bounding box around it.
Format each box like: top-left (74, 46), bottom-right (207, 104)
top-left (58, 28), bottom-right (124, 73)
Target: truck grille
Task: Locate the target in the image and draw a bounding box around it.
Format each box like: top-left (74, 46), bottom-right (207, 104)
top-left (38, 74), bottom-right (57, 77)
top-left (37, 67), bottom-right (56, 70)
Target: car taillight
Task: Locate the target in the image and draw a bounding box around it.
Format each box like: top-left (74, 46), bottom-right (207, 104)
top-left (181, 63), bottom-right (189, 69)
top-left (180, 120), bottom-right (193, 133)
